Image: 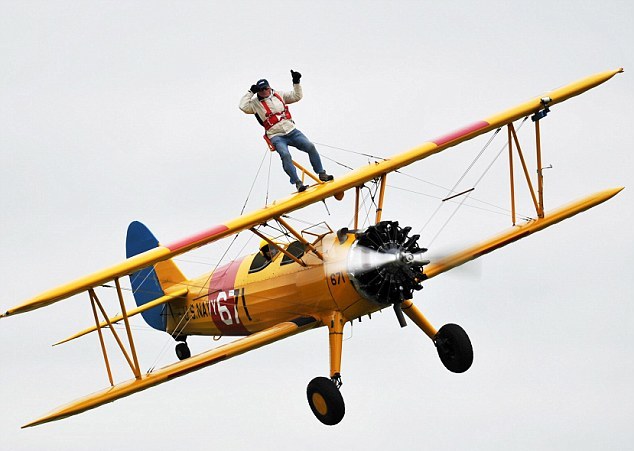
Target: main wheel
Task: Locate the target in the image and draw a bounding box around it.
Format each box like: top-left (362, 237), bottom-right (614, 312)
top-left (434, 323), bottom-right (473, 373)
top-left (175, 342), bottom-right (191, 360)
top-left (306, 377), bottom-right (345, 425)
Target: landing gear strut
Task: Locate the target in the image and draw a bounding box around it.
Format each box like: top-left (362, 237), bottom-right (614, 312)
top-left (307, 312), bottom-right (346, 425)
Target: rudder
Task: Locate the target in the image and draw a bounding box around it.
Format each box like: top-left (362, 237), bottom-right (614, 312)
top-left (126, 221), bottom-right (186, 331)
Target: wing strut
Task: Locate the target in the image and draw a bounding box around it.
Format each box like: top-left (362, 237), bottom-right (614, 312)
top-left (249, 228), bottom-right (307, 266)
top-left (55, 286), bottom-right (189, 346)
top-left (88, 282), bottom-right (142, 382)
top-left (351, 174), bottom-right (388, 229)
top-left (276, 216), bottom-right (324, 260)
top-left (375, 173), bottom-right (388, 223)
top-left (250, 216), bottom-right (326, 262)
top-left (507, 100), bottom-right (551, 224)
top-left (89, 290), bottom-right (114, 387)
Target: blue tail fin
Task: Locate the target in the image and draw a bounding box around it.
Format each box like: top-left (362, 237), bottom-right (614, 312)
top-left (126, 221), bottom-right (186, 331)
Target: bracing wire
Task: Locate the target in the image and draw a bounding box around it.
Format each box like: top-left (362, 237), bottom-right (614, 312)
top-left (146, 310), bottom-right (192, 374)
top-left (418, 127), bottom-right (502, 236)
top-left (319, 153), bottom-right (354, 171)
top-left (360, 181), bottom-right (380, 228)
top-left (240, 149), bottom-right (270, 215)
top-left (315, 136), bottom-right (522, 232)
top-left (313, 141), bottom-right (388, 161)
top-left (314, 141), bottom-right (387, 172)
top-left (191, 233), bottom-right (241, 300)
top-left (265, 150), bottom-right (272, 206)
top-left (423, 117), bottom-right (532, 245)
top-left (387, 185), bottom-right (513, 218)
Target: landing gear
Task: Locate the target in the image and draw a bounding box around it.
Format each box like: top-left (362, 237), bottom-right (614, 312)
top-left (307, 311), bottom-right (347, 425)
top-left (434, 323), bottom-right (473, 373)
top-left (175, 341), bottom-right (191, 360)
top-left (400, 301), bottom-right (473, 373)
top-left (306, 377), bottom-right (345, 426)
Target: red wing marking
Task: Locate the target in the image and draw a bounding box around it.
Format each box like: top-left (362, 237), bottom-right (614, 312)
top-left (208, 258), bottom-right (250, 335)
top-left (431, 120), bottom-right (490, 146)
top-left (166, 224), bottom-right (229, 252)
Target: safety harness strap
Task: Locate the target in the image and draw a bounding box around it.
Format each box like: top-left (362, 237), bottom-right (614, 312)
top-left (260, 92), bottom-right (292, 131)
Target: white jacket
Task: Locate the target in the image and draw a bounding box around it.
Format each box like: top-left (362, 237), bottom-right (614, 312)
top-left (239, 84), bottom-right (303, 137)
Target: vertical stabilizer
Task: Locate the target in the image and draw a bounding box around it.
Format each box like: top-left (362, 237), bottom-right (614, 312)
top-left (126, 221), bottom-right (186, 331)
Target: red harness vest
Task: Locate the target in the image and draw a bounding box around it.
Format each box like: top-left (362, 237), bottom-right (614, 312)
top-left (260, 92), bottom-right (292, 131)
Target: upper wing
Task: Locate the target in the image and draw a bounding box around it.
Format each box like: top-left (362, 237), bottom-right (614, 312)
top-left (2, 68), bottom-right (623, 318)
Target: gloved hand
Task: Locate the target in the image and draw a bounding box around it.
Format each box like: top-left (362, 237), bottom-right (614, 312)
top-left (291, 70), bottom-right (302, 84)
top-left (250, 84), bottom-right (260, 93)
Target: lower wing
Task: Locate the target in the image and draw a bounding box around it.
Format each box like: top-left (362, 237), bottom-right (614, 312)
top-left (23, 317), bottom-right (317, 428)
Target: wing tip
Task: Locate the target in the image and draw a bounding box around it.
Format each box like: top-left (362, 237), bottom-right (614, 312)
top-left (607, 186), bottom-right (625, 198)
top-left (22, 416), bottom-right (59, 428)
top-left (21, 417), bottom-right (48, 429)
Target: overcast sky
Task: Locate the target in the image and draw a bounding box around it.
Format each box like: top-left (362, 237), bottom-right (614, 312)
top-left (1, 1), bottom-right (633, 450)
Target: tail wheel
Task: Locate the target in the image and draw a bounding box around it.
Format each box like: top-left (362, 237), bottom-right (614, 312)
top-left (306, 377), bottom-right (345, 425)
top-left (434, 323), bottom-right (473, 373)
top-left (175, 342), bottom-right (191, 360)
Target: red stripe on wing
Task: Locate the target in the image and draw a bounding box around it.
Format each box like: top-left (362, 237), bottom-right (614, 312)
top-left (431, 120), bottom-right (490, 146)
top-left (166, 224), bottom-right (229, 252)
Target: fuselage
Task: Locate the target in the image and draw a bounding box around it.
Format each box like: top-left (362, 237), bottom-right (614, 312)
top-left (165, 231), bottom-right (378, 337)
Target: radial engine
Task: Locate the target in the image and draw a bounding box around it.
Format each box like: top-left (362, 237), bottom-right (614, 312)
top-left (347, 221), bottom-right (430, 326)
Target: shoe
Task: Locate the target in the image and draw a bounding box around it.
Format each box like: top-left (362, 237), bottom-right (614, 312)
top-left (295, 181), bottom-right (308, 192)
top-left (319, 172), bottom-right (334, 182)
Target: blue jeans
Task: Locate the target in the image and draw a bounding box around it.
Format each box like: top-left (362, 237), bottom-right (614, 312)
top-left (270, 129), bottom-right (324, 184)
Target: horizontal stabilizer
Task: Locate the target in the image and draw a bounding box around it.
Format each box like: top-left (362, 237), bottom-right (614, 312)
top-left (54, 287), bottom-right (189, 346)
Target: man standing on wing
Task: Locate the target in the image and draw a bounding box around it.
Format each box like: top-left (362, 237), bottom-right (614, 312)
top-left (239, 70), bottom-right (333, 192)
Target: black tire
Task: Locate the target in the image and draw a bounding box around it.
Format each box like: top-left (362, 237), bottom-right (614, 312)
top-left (306, 377), bottom-right (345, 425)
top-left (434, 323), bottom-right (473, 373)
top-left (175, 342), bottom-right (191, 360)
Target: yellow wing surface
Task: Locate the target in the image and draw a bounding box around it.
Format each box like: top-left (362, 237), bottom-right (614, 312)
top-left (423, 187), bottom-right (624, 280)
top-left (23, 318), bottom-right (318, 428)
top-left (1, 67), bottom-right (623, 319)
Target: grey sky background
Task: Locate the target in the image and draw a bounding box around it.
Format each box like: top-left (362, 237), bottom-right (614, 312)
top-left (1, 1), bottom-right (633, 450)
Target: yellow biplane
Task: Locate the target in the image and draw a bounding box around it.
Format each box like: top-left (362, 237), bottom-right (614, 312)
top-left (1, 68), bottom-right (624, 428)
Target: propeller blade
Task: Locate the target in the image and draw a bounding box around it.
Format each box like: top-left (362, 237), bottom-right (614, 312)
top-left (393, 303), bottom-right (407, 328)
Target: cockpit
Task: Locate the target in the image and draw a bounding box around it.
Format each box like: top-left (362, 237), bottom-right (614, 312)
top-left (248, 239), bottom-right (307, 273)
